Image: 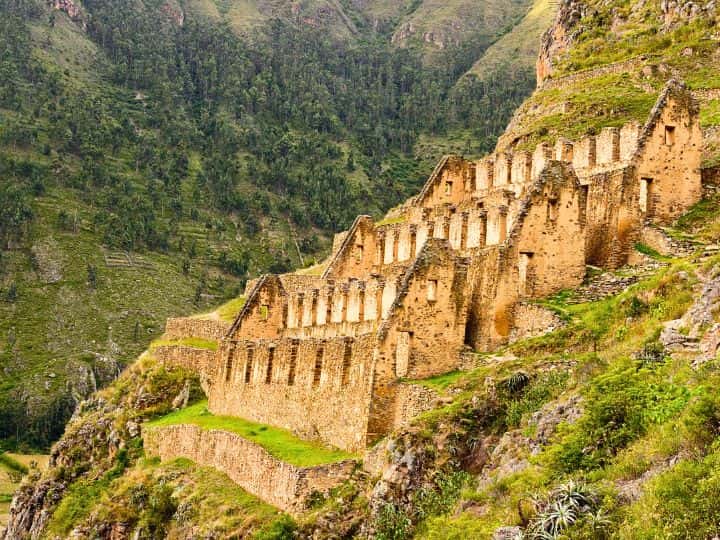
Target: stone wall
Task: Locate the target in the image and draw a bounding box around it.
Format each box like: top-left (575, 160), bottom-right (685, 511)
top-left (539, 56), bottom-right (646, 91)
top-left (509, 302), bottom-right (564, 343)
top-left (164, 317), bottom-right (229, 341)
top-left (144, 424), bottom-right (356, 514)
top-left (153, 345), bottom-right (217, 388)
top-left (634, 83), bottom-right (703, 224)
top-left (209, 334), bottom-right (377, 451)
top-left (392, 383), bottom-right (438, 429)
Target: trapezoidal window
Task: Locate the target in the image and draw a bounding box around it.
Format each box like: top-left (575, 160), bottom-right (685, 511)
top-left (244, 347), bottom-right (254, 384)
top-left (579, 185), bottom-right (589, 223)
top-left (664, 125), bottom-right (676, 146)
top-left (445, 181), bottom-right (453, 196)
top-left (341, 339), bottom-right (353, 386)
top-left (498, 213), bottom-right (508, 242)
top-left (640, 178), bottom-right (654, 216)
top-left (225, 346), bottom-right (235, 382)
top-left (547, 199), bottom-right (559, 222)
top-left (265, 347), bottom-right (275, 384)
top-left (260, 304), bottom-right (269, 321)
top-left (518, 252), bottom-right (534, 297)
top-left (313, 346), bottom-right (324, 388)
top-left (288, 341), bottom-right (298, 385)
top-left (396, 332), bottom-right (412, 378)
top-left (427, 279), bottom-right (438, 302)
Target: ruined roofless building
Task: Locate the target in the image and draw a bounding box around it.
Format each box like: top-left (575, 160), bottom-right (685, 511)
top-left (164, 80), bottom-right (699, 455)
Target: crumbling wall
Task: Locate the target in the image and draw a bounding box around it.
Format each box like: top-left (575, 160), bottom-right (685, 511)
top-left (367, 240), bottom-right (469, 441)
top-left (153, 345), bottom-right (217, 391)
top-left (584, 167), bottom-right (640, 267)
top-left (393, 383), bottom-right (438, 429)
top-left (144, 425), bottom-right (356, 514)
top-left (634, 88), bottom-right (703, 224)
top-left (509, 302), bottom-right (564, 343)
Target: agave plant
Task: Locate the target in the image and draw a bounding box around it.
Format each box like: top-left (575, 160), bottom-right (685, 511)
top-left (524, 480), bottom-right (600, 539)
top-left (504, 371), bottom-right (530, 393)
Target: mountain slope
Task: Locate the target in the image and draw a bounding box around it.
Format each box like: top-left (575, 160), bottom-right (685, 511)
top-left (6, 0), bottom-right (720, 537)
top-left (0, 0), bottom-right (546, 450)
top-left (497, 0), bottom-right (720, 166)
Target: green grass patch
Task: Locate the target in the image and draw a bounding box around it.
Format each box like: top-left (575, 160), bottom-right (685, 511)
top-left (634, 242), bottom-right (671, 261)
top-left (675, 193), bottom-right (720, 234)
top-left (146, 401), bottom-right (356, 466)
top-left (376, 215), bottom-right (407, 227)
top-left (0, 453), bottom-right (28, 475)
top-left (406, 371), bottom-right (464, 392)
top-left (215, 296), bottom-right (246, 323)
top-left (150, 337), bottom-right (218, 351)
top-left (700, 99), bottom-right (720, 128)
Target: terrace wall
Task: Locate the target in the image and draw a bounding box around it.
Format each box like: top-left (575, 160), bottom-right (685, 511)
top-left (144, 425), bottom-right (356, 515)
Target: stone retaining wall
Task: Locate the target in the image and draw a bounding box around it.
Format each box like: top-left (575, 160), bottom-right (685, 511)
top-left (393, 383), bottom-right (438, 429)
top-left (164, 317), bottom-right (230, 341)
top-left (509, 302), bottom-right (564, 343)
top-left (539, 57), bottom-right (645, 91)
top-left (144, 424), bottom-right (356, 514)
top-left (153, 346), bottom-right (217, 386)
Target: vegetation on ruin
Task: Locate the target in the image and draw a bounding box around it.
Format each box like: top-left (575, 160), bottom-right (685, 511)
top-left (213, 295), bottom-right (247, 322)
top-left (504, 0), bottom-right (720, 163)
top-left (149, 337), bottom-right (219, 352)
top-left (147, 401), bottom-right (357, 467)
top-left (46, 455), bottom-right (294, 538)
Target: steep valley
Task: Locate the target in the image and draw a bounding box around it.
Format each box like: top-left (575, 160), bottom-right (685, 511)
top-left (0, 0), bottom-right (552, 449)
top-left (4, 0), bottom-right (720, 539)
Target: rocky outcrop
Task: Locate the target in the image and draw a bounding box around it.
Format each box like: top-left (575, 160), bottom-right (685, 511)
top-left (2, 359), bottom-right (200, 539)
top-left (536, 0), bottom-right (589, 85)
top-left (52, 0), bottom-right (81, 19)
top-left (660, 265), bottom-right (720, 364)
top-left (661, 0), bottom-right (718, 26)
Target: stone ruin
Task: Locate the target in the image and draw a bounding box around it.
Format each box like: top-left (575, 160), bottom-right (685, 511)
top-left (146, 80), bottom-right (703, 512)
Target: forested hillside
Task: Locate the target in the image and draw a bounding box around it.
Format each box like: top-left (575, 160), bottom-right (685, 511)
top-left (0, 0), bottom-right (551, 449)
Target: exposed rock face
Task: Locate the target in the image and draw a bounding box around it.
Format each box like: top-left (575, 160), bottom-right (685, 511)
top-left (53, 0), bottom-right (80, 18)
top-left (661, 0), bottom-right (718, 26)
top-left (536, 0), bottom-right (589, 85)
top-left (660, 265), bottom-right (720, 364)
top-left (161, 0), bottom-right (184, 26)
top-left (1, 361), bottom-right (200, 539)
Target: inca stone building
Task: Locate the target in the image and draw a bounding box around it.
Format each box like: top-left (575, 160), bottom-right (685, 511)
top-left (147, 80), bottom-right (702, 512)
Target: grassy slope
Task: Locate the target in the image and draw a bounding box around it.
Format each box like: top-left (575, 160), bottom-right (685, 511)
top-left (46, 457), bottom-right (292, 538)
top-left (0, 10), bottom-right (321, 449)
top-left (465, 0), bottom-right (556, 81)
top-left (146, 401), bottom-right (356, 466)
top-left (498, 1), bottom-right (720, 164)
top-left (0, 453), bottom-right (48, 529)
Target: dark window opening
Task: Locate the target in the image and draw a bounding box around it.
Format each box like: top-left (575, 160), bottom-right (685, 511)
top-left (244, 348), bottom-right (254, 384)
top-left (265, 347), bottom-right (275, 384)
top-left (288, 342), bottom-right (298, 385)
top-left (313, 346), bottom-right (324, 388)
top-left (342, 339), bottom-right (353, 386)
top-left (665, 125), bottom-right (676, 146)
